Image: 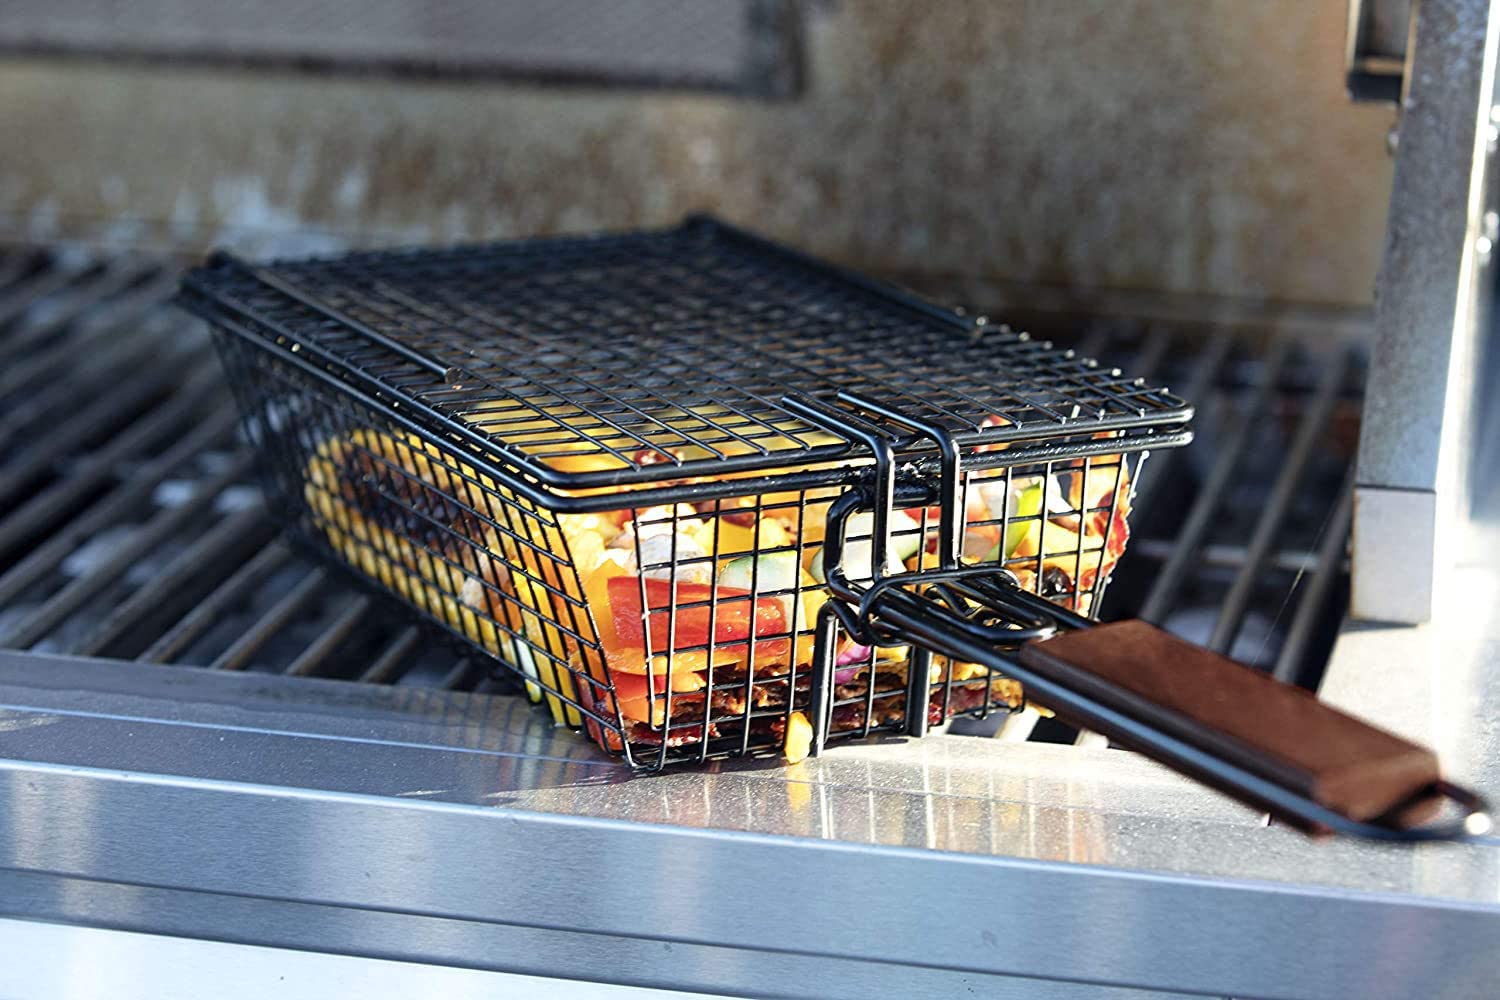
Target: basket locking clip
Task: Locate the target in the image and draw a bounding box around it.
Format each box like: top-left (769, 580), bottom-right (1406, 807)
top-left (782, 391), bottom-right (1059, 742)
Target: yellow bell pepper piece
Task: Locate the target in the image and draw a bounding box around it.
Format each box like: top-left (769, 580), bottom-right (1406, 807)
top-left (784, 711), bottom-right (814, 764)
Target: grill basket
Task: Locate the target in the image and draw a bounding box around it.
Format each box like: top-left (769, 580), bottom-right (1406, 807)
top-left (180, 216), bottom-right (1192, 770)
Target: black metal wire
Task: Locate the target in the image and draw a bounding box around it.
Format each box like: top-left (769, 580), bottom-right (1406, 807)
top-left (186, 218), bottom-right (1196, 769)
top-left (0, 236), bottom-right (1374, 785)
top-left (180, 216), bottom-right (1190, 499)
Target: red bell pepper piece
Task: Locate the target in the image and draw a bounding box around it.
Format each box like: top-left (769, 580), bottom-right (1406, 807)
top-left (611, 668), bottom-right (708, 703)
top-left (608, 576), bottom-right (787, 654)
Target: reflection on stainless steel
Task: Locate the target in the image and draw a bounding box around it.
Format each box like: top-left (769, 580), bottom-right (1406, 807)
top-left (1, 652), bottom-right (1497, 999)
top-left (1322, 554), bottom-right (1500, 806)
top-left (0, 898), bottom-right (1174, 1000)
top-left (0, 919), bottom-right (739, 1000)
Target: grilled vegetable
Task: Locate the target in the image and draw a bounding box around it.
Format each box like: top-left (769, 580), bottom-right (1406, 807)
top-left (808, 509), bottom-right (922, 582)
top-left (707, 515), bottom-right (792, 558)
top-left (717, 550), bottom-right (826, 627)
top-left (718, 549), bottom-right (800, 595)
top-left (784, 711), bottom-right (814, 764)
top-left (1003, 481), bottom-right (1045, 558)
top-left (608, 576), bottom-right (788, 656)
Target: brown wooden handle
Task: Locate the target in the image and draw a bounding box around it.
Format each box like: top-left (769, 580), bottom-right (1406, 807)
top-left (823, 557), bottom-right (1485, 838)
top-left (1020, 619), bottom-right (1445, 832)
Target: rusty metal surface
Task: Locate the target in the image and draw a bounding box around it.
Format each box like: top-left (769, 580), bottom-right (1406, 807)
top-left (0, 0), bottom-right (801, 96)
top-left (1345, 0), bottom-right (1413, 103)
top-left (0, 0), bottom-right (1394, 305)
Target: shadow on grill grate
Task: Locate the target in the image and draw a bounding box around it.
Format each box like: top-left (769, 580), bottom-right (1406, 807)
top-left (0, 241), bottom-right (1364, 742)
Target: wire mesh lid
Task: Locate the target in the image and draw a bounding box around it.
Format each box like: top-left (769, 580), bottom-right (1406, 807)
top-left (179, 216), bottom-right (1191, 495)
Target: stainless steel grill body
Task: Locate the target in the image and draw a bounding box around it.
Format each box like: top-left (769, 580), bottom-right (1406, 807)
top-left (3, 1), bottom-right (1499, 991)
top-left (5, 241), bottom-right (1495, 998)
top-left (3, 650), bottom-right (1498, 999)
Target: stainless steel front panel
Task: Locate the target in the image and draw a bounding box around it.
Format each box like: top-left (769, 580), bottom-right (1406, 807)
top-left (3, 652), bottom-right (1497, 999)
top-left (1354, 0), bottom-right (1499, 623)
top-left (0, 918), bottom-right (744, 1000)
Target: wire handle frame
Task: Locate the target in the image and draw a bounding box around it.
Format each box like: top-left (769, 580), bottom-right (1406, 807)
top-left (785, 391), bottom-right (1492, 843)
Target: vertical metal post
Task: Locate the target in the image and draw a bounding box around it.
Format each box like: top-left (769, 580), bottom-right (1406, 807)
top-left (1353, 0), bottom-right (1500, 623)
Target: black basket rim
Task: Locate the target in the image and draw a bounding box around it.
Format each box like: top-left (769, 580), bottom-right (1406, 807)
top-left (176, 215), bottom-right (1193, 504)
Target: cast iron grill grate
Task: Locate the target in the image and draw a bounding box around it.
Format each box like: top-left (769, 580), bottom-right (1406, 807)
top-left (0, 238), bottom-right (1358, 761)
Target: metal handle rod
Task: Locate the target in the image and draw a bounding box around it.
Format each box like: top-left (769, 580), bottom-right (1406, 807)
top-left (811, 477), bottom-right (1488, 842)
top-left (780, 394), bottom-right (899, 584)
top-left (838, 390), bottom-right (963, 571)
top-left (861, 578), bottom-right (1490, 842)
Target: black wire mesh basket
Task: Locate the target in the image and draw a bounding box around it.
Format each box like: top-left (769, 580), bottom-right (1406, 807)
top-left (178, 216), bottom-right (1193, 770)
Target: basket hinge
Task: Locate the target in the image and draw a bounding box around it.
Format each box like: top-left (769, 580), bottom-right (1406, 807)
top-left (781, 390), bottom-right (973, 739)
